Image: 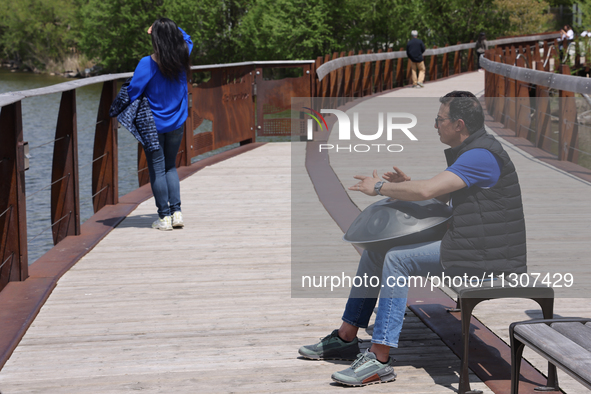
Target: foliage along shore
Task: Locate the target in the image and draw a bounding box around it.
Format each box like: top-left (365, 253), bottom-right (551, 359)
top-left (0, 0), bottom-right (577, 76)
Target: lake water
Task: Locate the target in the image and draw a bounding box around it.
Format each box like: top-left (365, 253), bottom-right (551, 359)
top-left (0, 69), bottom-right (140, 264)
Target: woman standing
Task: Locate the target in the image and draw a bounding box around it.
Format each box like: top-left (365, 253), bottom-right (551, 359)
top-left (128, 18), bottom-right (193, 230)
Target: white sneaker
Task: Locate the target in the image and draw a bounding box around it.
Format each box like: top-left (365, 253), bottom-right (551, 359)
top-left (152, 216), bottom-right (172, 231)
top-left (172, 211), bottom-right (184, 228)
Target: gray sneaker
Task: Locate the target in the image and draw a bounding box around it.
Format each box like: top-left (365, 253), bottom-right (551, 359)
top-left (418, 82), bottom-right (424, 88)
top-left (331, 349), bottom-right (396, 387)
top-left (298, 329), bottom-right (360, 360)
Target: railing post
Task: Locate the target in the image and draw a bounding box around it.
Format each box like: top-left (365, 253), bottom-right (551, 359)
top-left (535, 62), bottom-right (551, 150)
top-left (374, 49), bottom-right (384, 93)
top-left (51, 89), bottom-right (80, 245)
top-left (503, 53), bottom-right (516, 130)
top-left (362, 50), bottom-right (373, 96)
top-left (514, 56), bottom-right (530, 139)
top-left (524, 44), bottom-right (532, 69)
top-left (332, 52), bottom-right (345, 98)
top-left (0, 101), bottom-right (28, 291)
top-left (558, 64), bottom-right (578, 162)
top-left (92, 80), bottom-right (119, 213)
top-left (383, 48), bottom-right (393, 91)
top-left (467, 40), bottom-right (474, 71)
top-left (321, 54), bottom-right (331, 107)
top-left (344, 50), bottom-right (354, 99)
top-left (429, 45), bottom-right (438, 81)
top-left (442, 44), bottom-right (450, 78)
top-left (396, 47), bottom-right (404, 87)
top-left (353, 50), bottom-right (364, 96)
top-left (453, 41), bottom-right (461, 74)
top-left (493, 48), bottom-right (505, 123)
top-left (314, 56), bottom-right (323, 98)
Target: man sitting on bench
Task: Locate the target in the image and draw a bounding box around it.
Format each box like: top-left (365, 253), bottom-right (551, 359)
top-left (298, 91), bottom-right (527, 387)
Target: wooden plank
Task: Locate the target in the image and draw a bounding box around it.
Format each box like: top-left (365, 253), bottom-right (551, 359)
top-left (514, 323), bottom-right (591, 385)
top-left (550, 322), bottom-right (591, 352)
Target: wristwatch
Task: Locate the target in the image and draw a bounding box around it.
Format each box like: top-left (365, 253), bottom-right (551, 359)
top-left (374, 181), bottom-right (385, 196)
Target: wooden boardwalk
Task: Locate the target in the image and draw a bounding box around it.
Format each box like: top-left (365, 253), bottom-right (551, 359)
top-left (0, 72), bottom-right (590, 393)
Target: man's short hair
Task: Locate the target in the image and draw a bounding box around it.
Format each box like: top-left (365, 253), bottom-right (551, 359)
top-left (439, 91), bottom-right (485, 134)
top-left (411, 30), bottom-right (418, 37)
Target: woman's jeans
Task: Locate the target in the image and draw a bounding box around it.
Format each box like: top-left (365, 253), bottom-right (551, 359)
top-left (342, 241), bottom-right (443, 348)
top-left (144, 127), bottom-right (184, 218)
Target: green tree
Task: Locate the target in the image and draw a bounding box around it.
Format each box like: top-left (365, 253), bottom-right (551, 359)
top-left (78, 0), bottom-right (251, 71)
top-left (235, 0), bottom-right (337, 61)
top-left (0, 0), bottom-right (79, 71)
top-left (493, 0), bottom-right (552, 36)
top-left (78, 0), bottom-right (164, 72)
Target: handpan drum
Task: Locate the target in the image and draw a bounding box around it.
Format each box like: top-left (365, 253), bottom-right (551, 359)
top-left (343, 198), bottom-right (452, 254)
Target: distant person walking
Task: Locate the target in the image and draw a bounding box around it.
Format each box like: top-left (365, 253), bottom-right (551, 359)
top-left (128, 18), bottom-right (193, 230)
top-left (406, 30), bottom-right (426, 88)
top-left (475, 32), bottom-right (488, 71)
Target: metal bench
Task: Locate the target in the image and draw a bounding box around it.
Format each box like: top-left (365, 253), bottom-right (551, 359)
top-left (446, 275), bottom-right (555, 394)
top-left (510, 318), bottom-right (591, 394)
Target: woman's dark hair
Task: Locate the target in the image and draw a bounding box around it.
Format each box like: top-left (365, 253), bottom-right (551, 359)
top-left (151, 18), bottom-right (191, 81)
top-left (439, 91), bottom-right (485, 134)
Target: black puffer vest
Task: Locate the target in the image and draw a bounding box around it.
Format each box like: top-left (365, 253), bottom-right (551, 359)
top-left (441, 128), bottom-right (527, 275)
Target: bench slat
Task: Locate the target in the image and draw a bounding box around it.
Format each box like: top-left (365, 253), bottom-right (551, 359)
top-left (514, 323), bottom-right (591, 385)
top-left (551, 322), bottom-right (591, 353)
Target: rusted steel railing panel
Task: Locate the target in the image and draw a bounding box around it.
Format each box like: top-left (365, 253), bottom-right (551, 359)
top-left (321, 54), bottom-right (331, 107)
top-left (362, 50), bottom-right (373, 96)
top-left (0, 101), bottom-right (28, 291)
top-left (493, 54), bottom-right (506, 123)
top-left (395, 48), bottom-right (404, 87)
top-left (453, 42), bottom-right (462, 74)
top-left (429, 46), bottom-right (438, 81)
top-left (467, 41), bottom-right (474, 72)
top-left (315, 56), bottom-right (323, 98)
top-left (255, 64), bottom-right (313, 137)
top-left (503, 54), bottom-right (516, 130)
top-left (92, 80), bottom-right (118, 213)
top-left (558, 64), bottom-right (579, 162)
top-left (51, 89), bottom-right (80, 245)
top-left (534, 63), bottom-right (552, 151)
top-left (335, 52), bottom-right (346, 98)
top-left (514, 57), bottom-right (531, 139)
top-left (374, 49), bottom-right (384, 93)
top-left (343, 51), bottom-right (355, 98)
top-left (351, 50), bottom-right (362, 97)
top-left (383, 48), bottom-right (394, 91)
top-left (137, 145), bottom-right (150, 187)
top-left (442, 44), bottom-right (450, 78)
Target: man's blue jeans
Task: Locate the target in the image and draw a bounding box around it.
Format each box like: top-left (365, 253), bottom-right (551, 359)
top-left (144, 127), bottom-right (184, 218)
top-left (342, 241), bottom-right (444, 348)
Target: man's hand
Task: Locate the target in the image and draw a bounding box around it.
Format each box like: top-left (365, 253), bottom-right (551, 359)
top-left (147, 25), bottom-right (153, 35)
top-left (349, 170), bottom-right (381, 196)
top-left (383, 166), bottom-right (410, 183)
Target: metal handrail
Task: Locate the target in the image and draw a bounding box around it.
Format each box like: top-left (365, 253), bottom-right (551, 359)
top-left (481, 55), bottom-right (591, 95)
top-left (317, 32), bottom-right (561, 81)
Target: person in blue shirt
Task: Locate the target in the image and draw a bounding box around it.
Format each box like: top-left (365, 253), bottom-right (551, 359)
top-left (128, 18), bottom-right (193, 231)
top-left (299, 91), bottom-right (526, 387)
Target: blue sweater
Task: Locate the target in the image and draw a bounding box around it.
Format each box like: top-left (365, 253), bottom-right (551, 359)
top-left (128, 27), bottom-right (193, 133)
